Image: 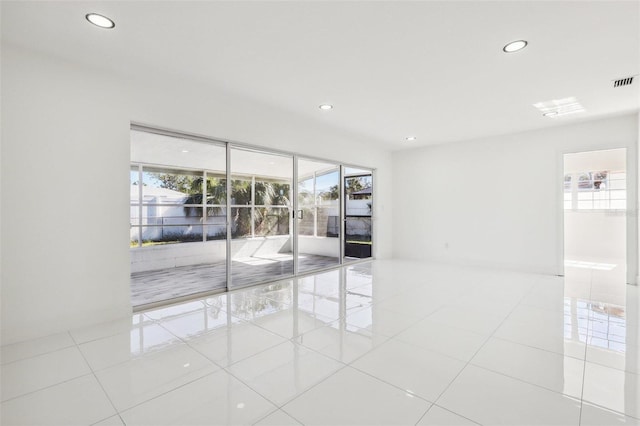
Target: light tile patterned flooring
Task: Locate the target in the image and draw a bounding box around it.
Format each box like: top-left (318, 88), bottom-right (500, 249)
top-left (131, 254), bottom-right (339, 307)
top-left (2, 259), bottom-right (639, 425)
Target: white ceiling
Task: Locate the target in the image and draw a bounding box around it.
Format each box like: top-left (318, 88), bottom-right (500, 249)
top-left (3, 1), bottom-right (639, 150)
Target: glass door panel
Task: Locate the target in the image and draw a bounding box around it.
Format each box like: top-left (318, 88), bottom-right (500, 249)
top-left (344, 167), bottom-right (373, 262)
top-left (130, 129), bottom-right (227, 307)
top-left (229, 148), bottom-right (293, 289)
top-left (297, 158), bottom-right (341, 273)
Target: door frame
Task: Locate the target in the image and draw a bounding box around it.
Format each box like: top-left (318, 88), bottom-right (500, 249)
top-left (130, 123), bottom-right (378, 311)
top-left (558, 147), bottom-right (637, 284)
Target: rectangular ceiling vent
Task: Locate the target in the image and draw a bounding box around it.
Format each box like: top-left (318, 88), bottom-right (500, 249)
top-left (613, 76), bottom-right (635, 88)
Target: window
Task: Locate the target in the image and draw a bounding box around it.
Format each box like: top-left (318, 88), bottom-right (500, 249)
top-left (564, 170), bottom-right (626, 210)
top-left (130, 165), bottom-right (227, 247)
top-left (230, 176), bottom-right (291, 238)
top-left (298, 168), bottom-right (340, 238)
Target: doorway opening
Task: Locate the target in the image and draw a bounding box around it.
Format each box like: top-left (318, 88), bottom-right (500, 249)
top-left (344, 167), bottom-right (373, 261)
top-left (563, 148), bottom-right (627, 305)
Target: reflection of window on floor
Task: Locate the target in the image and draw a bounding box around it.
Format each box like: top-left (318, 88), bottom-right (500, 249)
top-left (563, 298), bottom-right (589, 343)
top-left (564, 170), bottom-right (626, 210)
top-left (587, 303), bottom-right (626, 353)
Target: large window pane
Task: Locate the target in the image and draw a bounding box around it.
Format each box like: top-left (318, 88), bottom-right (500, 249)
top-left (231, 178), bottom-right (252, 205)
top-left (565, 169), bottom-right (626, 210)
top-left (206, 174), bottom-right (227, 205)
top-left (255, 207), bottom-right (290, 236)
top-left (231, 207), bottom-right (253, 238)
top-left (298, 207), bottom-right (315, 236)
top-left (317, 207), bottom-right (339, 237)
top-left (230, 148), bottom-right (294, 289)
top-left (316, 171), bottom-right (340, 202)
top-left (140, 225), bottom-right (204, 245)
top-left (130, 129), bottom-right (227, 307)
top-left (255, 180), bottom-right (290, 206)
top-left (297, 159), bottom-right (341, 274)
top-left (205, 209), bottom-right (227, 241)
top-left (142, 167), bottom-right (201, 205)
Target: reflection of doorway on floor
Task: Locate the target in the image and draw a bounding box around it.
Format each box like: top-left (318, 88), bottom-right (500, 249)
top-left (563, 148), bottom-right (627, 306)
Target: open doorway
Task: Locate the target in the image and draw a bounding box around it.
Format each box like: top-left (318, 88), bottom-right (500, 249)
top-left (563, 148), bottom-right (627, 305)
top-left (344, 167), bottom-right (373, 261)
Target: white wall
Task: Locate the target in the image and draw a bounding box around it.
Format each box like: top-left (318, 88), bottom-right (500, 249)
top-left (564, 148), bottom-right (627, 174)
top-left (392, 114), bottom-right (638, 279)
top-left (564, 211), bottom-right (626, 261)
top-left (299, 236), bottom-right (340, 258)
top-left (1, 44), bottom-right (393, 344)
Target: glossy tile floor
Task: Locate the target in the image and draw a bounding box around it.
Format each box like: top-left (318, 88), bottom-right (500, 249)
top-left (2, 259), bottom-right (639, 425)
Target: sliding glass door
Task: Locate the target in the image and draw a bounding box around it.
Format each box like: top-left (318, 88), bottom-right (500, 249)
top-left (296, 158), bottom-right (341, 274)
top-left (344, 167), bottom-right (373, 262)
top-left (130, 126), bottom-right (374, 307)
top-left (229, 148), bottom-right (294, 289)
top-left (130, 129), bottom-right (227, 307)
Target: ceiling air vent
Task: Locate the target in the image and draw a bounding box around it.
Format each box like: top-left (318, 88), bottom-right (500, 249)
top-left (613, 76), bottom-right (634, 88)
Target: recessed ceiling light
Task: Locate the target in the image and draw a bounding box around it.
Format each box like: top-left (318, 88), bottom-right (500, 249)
top-left (86, 13), bottom-right (115, 29)
top-left (503, 40), bottom-right (527, 53)
top-left (319, 104), bottom-right (333, 110)
top-left (181, 150), bottom-right (189, 153)
top-left (534, 96), bottom-right (585, 118)
top-left (405, 136), bottom-right (417, 141)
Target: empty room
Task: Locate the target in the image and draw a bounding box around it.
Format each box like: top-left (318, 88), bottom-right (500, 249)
top-left (1, 1), bottom-right (639, 425)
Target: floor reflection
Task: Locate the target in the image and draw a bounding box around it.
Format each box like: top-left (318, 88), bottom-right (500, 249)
top-left (5, 259), bottom-right (640, 424)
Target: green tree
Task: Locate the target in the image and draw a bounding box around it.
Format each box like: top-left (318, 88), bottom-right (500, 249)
top-left (152, 172), bottom-right (292, 237)
top-left (320, 184), bottom-right (339, 201)
top-left (151, 173), bottom-right (227, 216)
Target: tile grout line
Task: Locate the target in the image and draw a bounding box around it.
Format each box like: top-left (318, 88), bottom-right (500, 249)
top-left (427, 279), bottom-right (540, 414)
top-left (489, 333), bottom-right (587, 362)
top-left (465, 363), bottom-right (583, 403)
top-left (114, 364), bottom-right (222, 417)
top-left (345, 362), bottom-right (435, 405)
top-left (6, 264), bottom-right (631, 425)
top-left (149, 293), bottom-right (428, 420)
top-left (0, 341), bottom-right (77, 367)
top-left (0, 371), bottom-right (96, 404)
top-left (177, 331), bottom-right (288, 410)
top-left (72, 323), bottom-right (236, 422)
top-left (416, 403), bottom-right (484, 426)
top-left (578, 270), bottom-right (595, 426)
top-left (413, 402), bottom-right (435, 426)
top-left (232, 355), bottom-right (351, 413)
top-left (136, 318), bottom-right (296, 415)
top-left (68, 332), bottom-right (123, 425)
